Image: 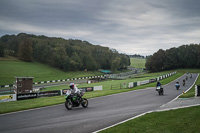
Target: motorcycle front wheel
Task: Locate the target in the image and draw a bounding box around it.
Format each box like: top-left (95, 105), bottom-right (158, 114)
top-left (81, 98), bottom-right (88, 108)
top-left (65, 100), bottom-right (73, 110)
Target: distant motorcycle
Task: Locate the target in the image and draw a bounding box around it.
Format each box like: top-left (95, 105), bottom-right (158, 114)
top-left (64, 90), bottom-right (88, 110)
top-left (156, 86), bottom-right (164, 95)
top-left (182, 79), bottom-right (185, 86)
top-left (175, 82), bottom-right (180, 90)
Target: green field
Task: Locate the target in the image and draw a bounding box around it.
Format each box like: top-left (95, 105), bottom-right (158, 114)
top-left (0, 58), bottom-right (101, 85)
top-left (130, 58), bottom-right (146, 68)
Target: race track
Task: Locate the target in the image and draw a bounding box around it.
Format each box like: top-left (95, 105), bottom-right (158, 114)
top-left (0, 73), bottom-right (198, 133)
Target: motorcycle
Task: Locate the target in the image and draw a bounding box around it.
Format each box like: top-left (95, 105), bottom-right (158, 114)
top-left (65, 90), bottom-right (88, 110)
top-left (182, 80), bottom-right (185, 86)
top-left (175, 83), bottom-right (180, 90)
top-left (156, 86), bottom-right (164, 95)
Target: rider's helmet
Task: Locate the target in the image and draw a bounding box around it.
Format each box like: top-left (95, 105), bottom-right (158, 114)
top-left (69, 83), bottom-right (75, 89)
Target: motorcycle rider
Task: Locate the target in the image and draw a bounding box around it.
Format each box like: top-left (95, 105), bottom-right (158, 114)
top-left (156, 81), bottom-right (161, 87)
top-left (69, 83), bottom-right (81, 102)
top-left (175, 81), bottom-right (180, 89)
top-left (182, 79), bottom-right (186, 86)
top-left (156, 81), bottom-right (163, 95)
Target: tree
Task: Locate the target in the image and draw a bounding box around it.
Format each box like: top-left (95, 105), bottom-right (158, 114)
top-left (146, 49), bottom-right (165, 72)
top-left (17, 37), bottom-right (33, 62)
top-left (111, 57), bottom-right (121, 71)
top-left (53, 46), bottom-right (69, 71)
top-left (0, 42), bottom-right (4, 57)
top-left (163, 48), bottom-right (179, 70)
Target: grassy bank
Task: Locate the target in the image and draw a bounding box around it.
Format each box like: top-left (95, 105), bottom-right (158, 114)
top-left (99, 105), bottom-right (200, 133)
top-left (0, 59), bottom-right (101, 85)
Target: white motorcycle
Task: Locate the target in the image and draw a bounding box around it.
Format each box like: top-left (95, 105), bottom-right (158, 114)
top-left (156, 86), bottom-right (164, 95)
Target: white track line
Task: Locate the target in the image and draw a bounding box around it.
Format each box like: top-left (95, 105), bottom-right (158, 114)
top-left (92, 110), bottom-right (154, 133)
top-left (154, 103), bottom-right (200, 112)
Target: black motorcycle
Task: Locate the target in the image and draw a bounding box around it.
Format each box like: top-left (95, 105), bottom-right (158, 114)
top-left (64, 90), bottom-right (88, 110)
top-left (156, 86), bottom-right (164, 95)
top-left (182, 80), bottom-right (185, 86)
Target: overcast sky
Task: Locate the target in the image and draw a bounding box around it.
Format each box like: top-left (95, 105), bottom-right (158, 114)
top-left (0, 0), bottom-right (200, 55)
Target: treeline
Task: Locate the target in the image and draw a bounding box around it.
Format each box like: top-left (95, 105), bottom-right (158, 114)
top-left (0, 33), bottom-right (130, 71)
top-left (145, 44), bottom-right (200, 72)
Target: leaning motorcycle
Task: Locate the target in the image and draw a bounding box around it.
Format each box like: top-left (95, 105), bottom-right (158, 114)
top-left (64, 90), bottom-right (88, 110)
top-left (156, 86), bottom-right (164, 95)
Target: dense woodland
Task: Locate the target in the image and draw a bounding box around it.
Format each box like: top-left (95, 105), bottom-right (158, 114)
top-left (145, 44), bottom-right (200, 72)
top-left (0, 33), bottom-right (130, 71)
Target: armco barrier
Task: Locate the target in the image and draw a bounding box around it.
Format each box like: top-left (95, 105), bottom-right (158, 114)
top-left (149, 78), bottom-right (157, 83)
top-left (127, 71), bottom-right (177, 89)
top-left (133, 82), bottom-right (137, 87)
top-left (94, 86), bottom-right (103, 91)
top-left (141, 80), bottom-right (149, 85)
top-left (137, 81), bottom-right (141, 86)
top-left (128, 82), bottom-right (133, 88)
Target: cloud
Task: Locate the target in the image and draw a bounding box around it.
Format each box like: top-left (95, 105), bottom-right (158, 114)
top-left (0, 0), bottom-right (200, 56)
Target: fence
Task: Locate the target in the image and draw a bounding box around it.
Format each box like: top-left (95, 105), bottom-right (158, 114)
top-left (110, 71), bottom-right (177, 90)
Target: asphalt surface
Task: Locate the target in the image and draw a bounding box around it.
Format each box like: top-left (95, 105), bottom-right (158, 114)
top-left (0, 73), bottom-right (198, 133)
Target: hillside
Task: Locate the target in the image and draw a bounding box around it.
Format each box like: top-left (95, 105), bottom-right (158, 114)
top-left (0, 58), bottom-right (101, 85)
top-left (0, 33), bottom-right (130, 72)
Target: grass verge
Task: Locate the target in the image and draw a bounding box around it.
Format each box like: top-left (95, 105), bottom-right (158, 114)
top-left (99, 105), bottom-right (200, 133)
